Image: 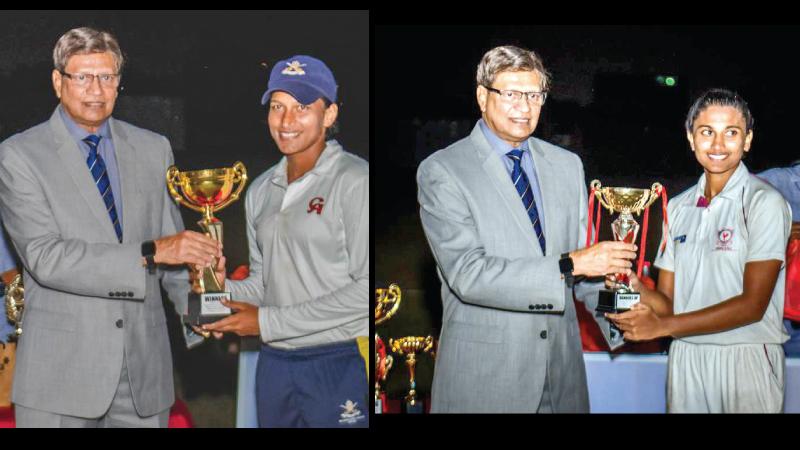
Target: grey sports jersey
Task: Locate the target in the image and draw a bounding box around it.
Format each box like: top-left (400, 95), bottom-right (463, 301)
top-left (228, 140), bottom-right (369, 349)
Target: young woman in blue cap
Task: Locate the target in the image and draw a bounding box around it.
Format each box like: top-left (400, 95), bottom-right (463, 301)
top-left (196, 55), bottom-right (368, 427)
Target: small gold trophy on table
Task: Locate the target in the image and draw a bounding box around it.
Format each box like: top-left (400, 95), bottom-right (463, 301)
top-left (167, 162), bottom-right (247, 326)
top-left (375, 283), bottom-right (402, 414)
top-left (390, 335), bottom-right (434, 414)
top-left (4, 274), bottom-right (24, 340)
top-left (589, 180), bottom-right (664, 314)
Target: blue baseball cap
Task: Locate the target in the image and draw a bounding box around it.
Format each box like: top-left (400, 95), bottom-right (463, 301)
top-left (261, 55), bottom-right (338, 106)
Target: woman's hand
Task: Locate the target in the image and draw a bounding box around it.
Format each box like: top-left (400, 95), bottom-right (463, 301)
top-left (606, 302), bottom-right (669, 341)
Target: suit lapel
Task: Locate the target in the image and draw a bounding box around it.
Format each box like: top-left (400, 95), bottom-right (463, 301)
top-left (469, 125), bottom-right (540, 253)
top-left (109, 118), bottom-right (139, 244)
top-left (50, 111), bottom-right (118, 242)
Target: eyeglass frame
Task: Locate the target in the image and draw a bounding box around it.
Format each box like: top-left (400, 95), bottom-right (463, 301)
top-left (59, 71), bottom-right (121, 88)
top-left (483, 85), bottom-right (548, 106)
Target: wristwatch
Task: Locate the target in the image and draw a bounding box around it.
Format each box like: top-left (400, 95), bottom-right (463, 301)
top-left (141, 240), bottom-right (157, 274)
top-left (559, 252), bottom-right (575, 287)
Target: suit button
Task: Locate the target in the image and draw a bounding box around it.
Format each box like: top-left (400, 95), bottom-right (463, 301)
top-left (547, 304), bottom-right (553, 310)
top-left (127, 292), bottom-right (134, 297)
top-left (528, 305), bottom-right (535, 310)
top-left (116, 319), bottom-right (123, 328)
top-left (536, 304), bottom-right (542, 310)
top-left (117, 292), bottom-right (123, 297)
top-left (109, 292), bottom-right (115, 297)
top-left (540, 330), bottom-right (547, 339)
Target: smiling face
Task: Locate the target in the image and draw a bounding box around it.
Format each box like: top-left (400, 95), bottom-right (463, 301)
top-left (52, 51), bottom-right (119, 133)
top-left (476, 70), bottom-right (543, 148)
top-left (687, 104), bottom-right (753, 178)
top-left (267, 91), bottom-right (338, 159)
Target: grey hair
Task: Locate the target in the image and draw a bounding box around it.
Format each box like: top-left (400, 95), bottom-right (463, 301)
top-left (476, 45), bottom-right (551, 91)
top-left (53, 27), bottom-right (125, 73)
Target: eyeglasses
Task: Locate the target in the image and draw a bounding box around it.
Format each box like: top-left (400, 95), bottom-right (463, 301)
top-left (60, 71), bottom-right (120, 88)
top-left (484, 86), bottom-right (548, 105)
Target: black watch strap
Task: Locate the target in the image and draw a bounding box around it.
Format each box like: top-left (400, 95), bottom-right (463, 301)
top-left (559, 252), bottom-right (575, 287)
top-left (142, 240), bottom-right (157, 274)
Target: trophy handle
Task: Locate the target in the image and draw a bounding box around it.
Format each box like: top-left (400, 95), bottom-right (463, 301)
top-left (212, 161), bottom-right (248, 212)
top-left (644, 182), bottom-right (663, 210)
top-left (590, 180), bottom-right (615, 214)
top-left (166, 165), bottom-right (206, 214)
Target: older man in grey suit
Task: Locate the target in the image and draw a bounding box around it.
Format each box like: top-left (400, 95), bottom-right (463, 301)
top-left (417, 45), bottom-right (636, 413)
top-left (0, 27), bottom-right (221, 427)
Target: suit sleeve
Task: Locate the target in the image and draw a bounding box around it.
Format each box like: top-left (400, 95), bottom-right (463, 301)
top-left (157, 137), bottom-right (191, 316)
top-left (256, 174), bottom-right (369, 343)
top-left (417, 157), bottom-right (566, 313)
top-left (0, 141), bottom-right (146, 299)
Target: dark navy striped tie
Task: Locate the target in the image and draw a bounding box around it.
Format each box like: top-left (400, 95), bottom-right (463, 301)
top-left (507, 149), bottom-right (545, 255)
top-left (84, 135), bottom-right (122, 242)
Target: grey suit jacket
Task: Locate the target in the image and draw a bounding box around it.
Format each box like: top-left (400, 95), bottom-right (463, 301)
top-left (417, 122), bottom-right (620, 413)
top-left (0, 108), bottom-right (191, 418)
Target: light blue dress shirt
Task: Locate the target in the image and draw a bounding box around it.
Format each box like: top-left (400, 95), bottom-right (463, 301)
top-left (758, 163), bottom-right (800, 355)
top-left (478, 119), bottom-right (546, 234)
top-left (58, 105), bottom-right (123, 227)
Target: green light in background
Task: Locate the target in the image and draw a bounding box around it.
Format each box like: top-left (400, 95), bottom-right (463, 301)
top-left (665, 76), bottom-right (676, 87)
top-left (656, 75), bottom-right (665, 85)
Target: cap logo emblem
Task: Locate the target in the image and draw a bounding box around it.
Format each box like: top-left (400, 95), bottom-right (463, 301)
top-left (282, 61), bottom-right (307, 76)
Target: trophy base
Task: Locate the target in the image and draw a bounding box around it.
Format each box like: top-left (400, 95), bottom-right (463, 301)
top-left (184, 291), bottom-right (232, 326)
top-left (404, 400), bottom-right (424, 414)
top-left (596, 290), bottom-right (640, 314)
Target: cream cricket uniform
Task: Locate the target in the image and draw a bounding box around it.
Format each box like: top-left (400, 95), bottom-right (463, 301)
top-left (227, 139), bottom-right (369, 348)
top-left (654, 162), bottom-right (791, 413)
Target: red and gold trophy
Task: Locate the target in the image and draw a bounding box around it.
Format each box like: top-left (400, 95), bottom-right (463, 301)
top-left (375, 283), bottom-right (401, 414)
top-left (587, 180), bottom-right (667, 313)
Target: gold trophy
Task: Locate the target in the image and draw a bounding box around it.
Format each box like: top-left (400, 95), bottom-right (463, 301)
top-left (375, 283), bottom-right (402, 414)
top-left (590, 180), bottom-right (663, 313)
top-left (390, 335), bottom-right (434, 414)
top-left (4, 274), bottom-right (23, 341)
top-left (166, 162), bottom-right (247, 325)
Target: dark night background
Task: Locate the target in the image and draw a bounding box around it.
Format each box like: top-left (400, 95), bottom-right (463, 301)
top-left (375, 25), bottom-right (799, 407)
top-left (0, 10), bottom-right (367, 426)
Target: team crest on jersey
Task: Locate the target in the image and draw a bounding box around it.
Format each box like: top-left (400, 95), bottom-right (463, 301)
top-left (715, 227), bottom-right (734, 251)
top-left (308, 197), bottom-right (325, 215)
top-left (282, 61), bottom-right (307, 76)
top-left (338, 400), bottom-right (365, 425)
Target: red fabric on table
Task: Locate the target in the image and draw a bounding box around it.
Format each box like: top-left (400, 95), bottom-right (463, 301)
top-left (229, 265), bottom-right (249, 281)
top-left (785, 240), bottom-right (800, 321)
top-left (0, 399), bottom-right (194, 428)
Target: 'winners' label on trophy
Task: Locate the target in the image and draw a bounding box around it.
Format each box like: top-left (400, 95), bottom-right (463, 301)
top-left (201, 292), bottom-right (232, 316)
top-left (615, 292), bottom-right (640, 311)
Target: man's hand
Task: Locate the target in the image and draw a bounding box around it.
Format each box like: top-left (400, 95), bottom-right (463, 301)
top-left (154, 231), bottom-right (221, 267)
top-left (791, 221), bottom-right (800, 241)
top-left (570, 241), bottom-right (637, 277)
top-left (605, 302), bottom-right (667, 341)
top-left (201, 299), bottom-right (260, 337)
top-left (190, 256), bottom-right (227, 294)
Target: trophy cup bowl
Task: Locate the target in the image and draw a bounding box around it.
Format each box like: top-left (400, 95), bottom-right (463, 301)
top-left (375, 283), bottom-right (402, 325)
top-left (4, 274), bottom-right (24, 340)
top-left (167, 162), bottom-right (247, 325)
top-left (390, 336), bottom-right (434, 414)
top-left (591, 180), bottom-right (661, 313)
